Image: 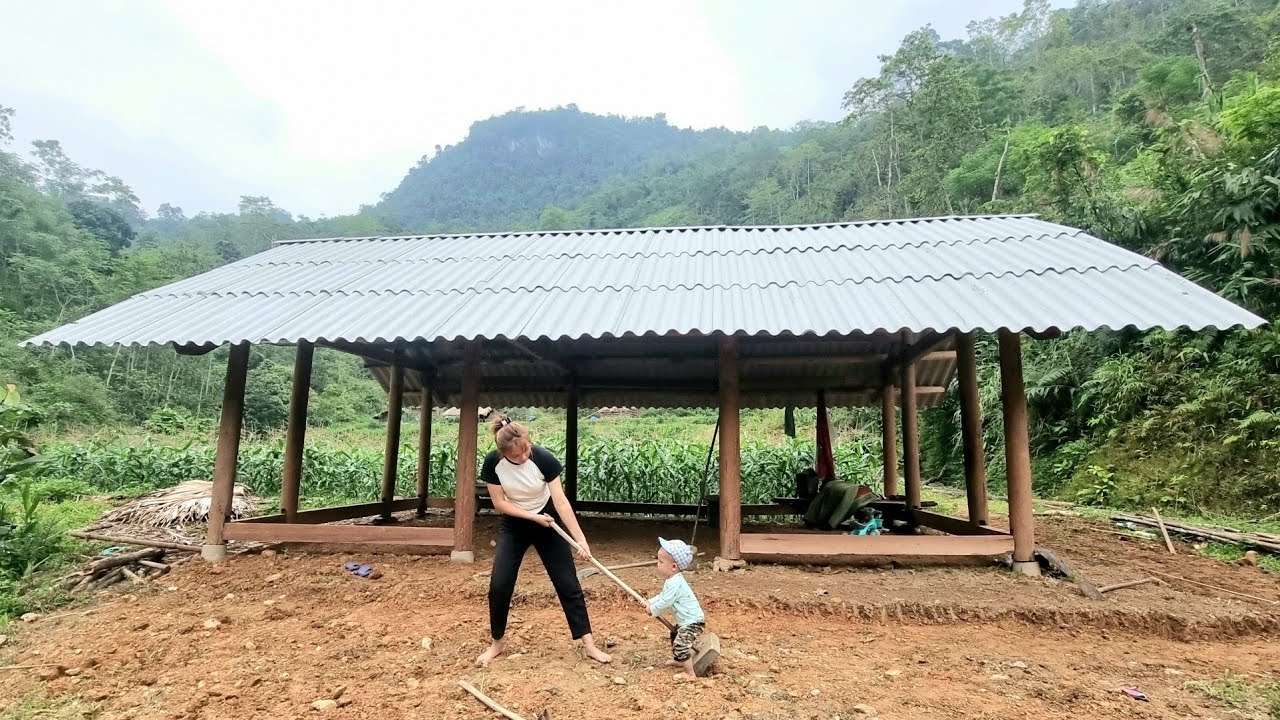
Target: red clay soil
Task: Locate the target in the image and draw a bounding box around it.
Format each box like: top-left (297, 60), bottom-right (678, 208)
top-left (2, 514), bottom-right (1278, 720)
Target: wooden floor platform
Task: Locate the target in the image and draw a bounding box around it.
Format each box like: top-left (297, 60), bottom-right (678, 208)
top-left (740, 532), bottom-right (1014, 564)
top-left (224, 521), bottom-right (453, 555)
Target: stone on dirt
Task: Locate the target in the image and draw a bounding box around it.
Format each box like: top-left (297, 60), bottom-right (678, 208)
top-left (312, 699), bottom-right (338, 711)
top-left (713, 557), bottom-right (747, 573)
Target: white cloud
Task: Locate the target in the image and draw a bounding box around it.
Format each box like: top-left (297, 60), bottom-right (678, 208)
top-left (0, 0), bottom-right (1059, 218)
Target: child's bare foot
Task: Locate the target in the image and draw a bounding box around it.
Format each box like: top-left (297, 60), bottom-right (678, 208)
top-left (581, 635), bottom-right (612, 664)
top-left (680, 659), bottom-right (696, 678)
top-left (476, 638), bottom-right (506, 667)
top-left (665, 659), bottom-right (682, 667)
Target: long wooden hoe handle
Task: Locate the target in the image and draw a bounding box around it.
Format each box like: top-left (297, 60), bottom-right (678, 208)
top-left (549, 521), bottom-right (676, 630)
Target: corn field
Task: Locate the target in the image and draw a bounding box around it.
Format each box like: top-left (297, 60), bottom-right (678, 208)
top-left (39, 435), bottom-right (882, 508)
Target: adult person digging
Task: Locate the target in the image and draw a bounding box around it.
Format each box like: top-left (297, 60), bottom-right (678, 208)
top-left (475, 414), bottom-right (612, 667)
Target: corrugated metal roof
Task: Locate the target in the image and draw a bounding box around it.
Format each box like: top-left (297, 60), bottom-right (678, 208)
top-left (23, 215), bottom-right (1265, 349)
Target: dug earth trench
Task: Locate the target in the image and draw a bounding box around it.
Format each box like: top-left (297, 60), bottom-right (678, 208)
top-left (2, 515), bottom-right (1278, 719)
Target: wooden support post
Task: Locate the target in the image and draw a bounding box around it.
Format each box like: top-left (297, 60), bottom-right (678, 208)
top-left (783, 405), bottom-right (796, 438)
top-left (280, 341), bottom-right (313, 524)
top-left (379, 362), bottom-right (405, 522)
top-left (565, 386), bottom-right (579, 505)
top-left (452, 343), bottom-right (481, 562)
top-left (880, 381), bottom-right (898, 498)
top-left (203, 343), bottom-right (250, 562)
top-left (899, 358), bottom-right (922, 511)
top-left (956, 334), bottom-right (989, 526)
top-left (718, 336), bottom-right (742, 561)
top-left (416, 386), bottom-right (432, 518)
top-left (999, 329), bottom-right (1039, 575)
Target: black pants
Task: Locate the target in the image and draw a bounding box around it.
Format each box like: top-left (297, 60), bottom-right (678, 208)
top-left (489, 509), bottom-right (592, 640)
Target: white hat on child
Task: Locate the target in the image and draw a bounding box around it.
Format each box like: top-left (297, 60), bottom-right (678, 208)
top-left (658, 537), bottom-right (694, 570)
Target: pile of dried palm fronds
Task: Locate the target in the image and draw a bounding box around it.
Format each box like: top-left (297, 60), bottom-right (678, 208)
top-left (100, 480), bottom-right (259, 527)
top-left (60, 547), bottom-right (191, 594)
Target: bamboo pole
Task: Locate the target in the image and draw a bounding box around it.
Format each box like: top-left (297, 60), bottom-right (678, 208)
top-left (1111, 514), bottom-right (1280, 553)
top-left (1152, 507), bottom-right (1176, 554)
top-left (1098, 578), bottom-right (1160, 594)
top-left (1149, 570), bottom-right (1277, 605)
top-left (69, 531), bottom-right (198, 552)
top-left (458, 681), bottom-right (527, 720)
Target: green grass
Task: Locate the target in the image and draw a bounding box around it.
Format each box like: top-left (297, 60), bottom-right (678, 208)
top-left (1186, 672), bottom-right (1280, 720)
top-left (1196, 542), bottom-right (1280, 574)
top-left (0, 695), bottom-right (100, 720)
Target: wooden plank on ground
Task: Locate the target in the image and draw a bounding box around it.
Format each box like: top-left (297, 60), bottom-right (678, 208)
top-left (910, 510), bottom-right (1010, 536)
top-left (741, 533), bottom-right (1014, 562)
top-left (223, 522), bottom-right (453, 546)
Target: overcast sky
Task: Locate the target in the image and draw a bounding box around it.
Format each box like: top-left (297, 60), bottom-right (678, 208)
top-left (1, 0), bottom-right (1059, 218)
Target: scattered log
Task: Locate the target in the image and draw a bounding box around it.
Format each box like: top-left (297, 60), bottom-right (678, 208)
top-left (137, 560), bottom-right (170, 572)
top-left (88, 568), bottom-right (125, 592)
top-left (1098, 578), bottom-right (1161, 594)
top-left (121, 567), bottom-right (146, 584)
top-left (69, 530), bottom-right (199, 552)
top-left (458, 680), bottom-right (528, 720)
top-left (86, 548), bottom-right (163, 573)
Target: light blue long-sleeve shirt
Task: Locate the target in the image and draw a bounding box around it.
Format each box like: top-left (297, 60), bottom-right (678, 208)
top-left (647, 573), bottom-right (705, 626)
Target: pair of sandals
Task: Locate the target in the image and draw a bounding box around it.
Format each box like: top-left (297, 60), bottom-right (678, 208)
top-left (342, 562), bottom-right (375, 578)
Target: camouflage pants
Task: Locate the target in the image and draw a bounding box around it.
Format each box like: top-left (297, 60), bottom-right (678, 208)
top-left (671, 622), bottom-right (705, 662)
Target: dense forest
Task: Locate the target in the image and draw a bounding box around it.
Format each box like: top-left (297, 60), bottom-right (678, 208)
top-left (3, 0), bottom-right (1279, 519)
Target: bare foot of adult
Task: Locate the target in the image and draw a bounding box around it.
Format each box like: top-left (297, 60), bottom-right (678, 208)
top-left (584, 644), bottom-right (613, 664)
top-left (578, 635), bottom-right (612, 664)
top-left (476, 638), bottom-right (506, 667)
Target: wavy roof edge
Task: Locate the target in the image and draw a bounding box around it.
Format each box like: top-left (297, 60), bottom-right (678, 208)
top-left (21, 322), bottom-right (1266, 350)
top-left (272, 213), bottom-right (1046, 246)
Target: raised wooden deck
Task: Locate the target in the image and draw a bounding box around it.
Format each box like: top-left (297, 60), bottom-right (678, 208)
top-left (740, 532), bottom-right (1015, 564)
top-left (223, 521), bottom-right (453, 555)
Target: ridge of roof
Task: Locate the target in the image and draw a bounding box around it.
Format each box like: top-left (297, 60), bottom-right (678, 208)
top-left (273, 214), bottom-right (1044, 246)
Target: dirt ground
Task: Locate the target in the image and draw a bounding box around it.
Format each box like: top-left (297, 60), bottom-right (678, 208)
top-left (3, 513), bottom-right (1279, 720)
